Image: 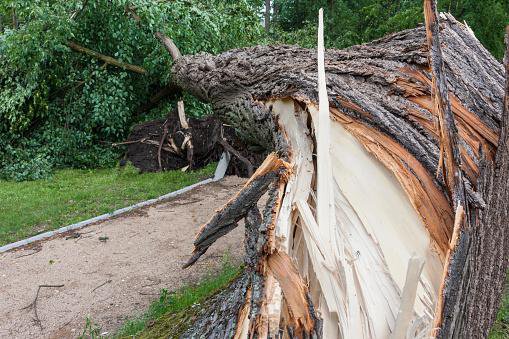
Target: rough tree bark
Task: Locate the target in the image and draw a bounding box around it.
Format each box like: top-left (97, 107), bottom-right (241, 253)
top-left (152, 10), bottom-right (507, 339)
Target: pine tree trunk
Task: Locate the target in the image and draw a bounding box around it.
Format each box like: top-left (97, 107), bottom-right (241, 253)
top-left (169, 15), bottom-right (508, 339)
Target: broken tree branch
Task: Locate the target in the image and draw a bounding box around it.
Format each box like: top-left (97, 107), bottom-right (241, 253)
top-left (177, 100), bottom-right (189, 129)
top-left (155, 31), bottom-right (182, 61)
top-left (218, 138), bottom-right (254, 177)
top-left (183, 153), bottom-right (290, 268)
top-left (22, 284), bottom-right (65, 330)
top-left (91, 279), bottom-right (112, 292)
top-left (183, 172), bottom-right (276, 268)
top-left (11, 7), bottom-right (18, 30)
top-left (177, 100), bottom-right (194, 168)
top-left (67, 41), bottom-right (146, 74)
top-left (157, 117), bottom-right (170, 171)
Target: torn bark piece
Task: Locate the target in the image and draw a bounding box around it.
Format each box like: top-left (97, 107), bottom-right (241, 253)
top-left (244, 206), bottom-right (263, 270)
top-left (424, 2), bottom-right (472, 337)
top-left (424, 0), bottom-right (467, 207)
top-left (183, 153), bottom-right (290, 268)
top-left (247, 183), bottom-right (283, 337)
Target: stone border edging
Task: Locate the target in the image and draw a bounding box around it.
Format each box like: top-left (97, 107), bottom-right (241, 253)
top-left (0, 153), bottom-right (230, 253)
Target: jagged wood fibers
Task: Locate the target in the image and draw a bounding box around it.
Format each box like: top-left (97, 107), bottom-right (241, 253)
top-left (167, 13), bottom-right (507, 339)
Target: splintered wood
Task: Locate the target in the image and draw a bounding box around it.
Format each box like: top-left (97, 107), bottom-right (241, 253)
top-left (267, 251), bottom-right (316, 335)
top-left (176, 6), bottom-right (507, 338)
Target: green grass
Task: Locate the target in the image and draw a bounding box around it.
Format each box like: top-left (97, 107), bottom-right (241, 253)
top-left (115, 257), bottom-right (242, 338)
top-left (490, 275), bottom-right (509, 338)
top-left (0, 164), bottom-right (216, 246)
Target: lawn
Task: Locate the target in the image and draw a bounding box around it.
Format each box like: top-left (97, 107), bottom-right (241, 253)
top-left (0, 164), bottom-right (216, 246)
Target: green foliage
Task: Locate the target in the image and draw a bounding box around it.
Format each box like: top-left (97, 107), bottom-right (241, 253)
top-left (489, 273), bottom-right (509, 338)
top-left (272, 0), bottom-right (508, 58)
top-left (0, 163), bottom-right (216, 245)
top-left (0, 0), bottom-right (264, 180)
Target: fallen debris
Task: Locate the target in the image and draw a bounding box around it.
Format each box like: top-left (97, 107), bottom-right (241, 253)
top-left (122, 115), bottom-right (265, 177)
top-left (15, 246), bottom-right (42, 259)
top-left (92, 280), bottom-right (112, 293)
top-left (22, 284), bottom-right (65, 330)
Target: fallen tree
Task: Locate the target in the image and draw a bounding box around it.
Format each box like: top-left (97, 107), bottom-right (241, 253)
top-left (141, 3), bottom-right (507, 338)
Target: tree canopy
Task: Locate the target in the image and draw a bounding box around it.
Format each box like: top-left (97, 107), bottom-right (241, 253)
top-left (0, 0), bottom-right (263, 180)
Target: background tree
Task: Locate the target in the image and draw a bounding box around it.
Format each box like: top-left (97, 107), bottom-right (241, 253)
top-left (272, 0), bottom-right (509, 59)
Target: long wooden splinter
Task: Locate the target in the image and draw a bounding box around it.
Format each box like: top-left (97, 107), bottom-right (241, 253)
top-left (183, 153), bottom-right (290, 268)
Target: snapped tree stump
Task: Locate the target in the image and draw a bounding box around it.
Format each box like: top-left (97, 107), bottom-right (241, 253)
top-left (152, 9), bottom-right (508, 339)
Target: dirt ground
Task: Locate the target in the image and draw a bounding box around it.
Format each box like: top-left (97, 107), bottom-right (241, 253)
top-left (0, 176), bottom-right (247, 339)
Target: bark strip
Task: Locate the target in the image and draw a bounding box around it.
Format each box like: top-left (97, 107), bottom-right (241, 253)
top-left (457, 25), bottom-right (509, 338)
top-left (424, 2), bottom-right (472, 337)
top-left (423, 0), bottom-right (466, 206)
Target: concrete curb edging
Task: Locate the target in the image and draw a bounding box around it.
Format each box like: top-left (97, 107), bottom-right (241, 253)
top-left (0, 153), bottom-right (231, 254)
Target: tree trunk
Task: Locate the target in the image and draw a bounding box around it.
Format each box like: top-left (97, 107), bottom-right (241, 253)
top-left (264, 0), bottom-right (271, 33)
top-left (11, 8), bottom-right (18, 30)
top-left (166, 13), bottom-right (507, 339)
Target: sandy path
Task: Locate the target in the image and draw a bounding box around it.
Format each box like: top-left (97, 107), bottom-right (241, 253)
top-left (0, 176), bottom-right (247, 339)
